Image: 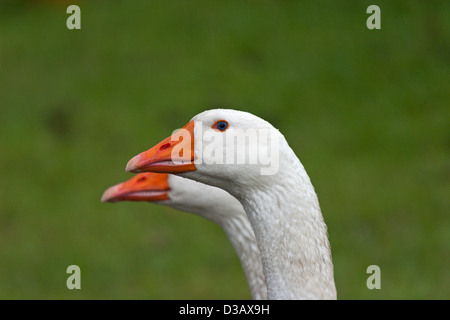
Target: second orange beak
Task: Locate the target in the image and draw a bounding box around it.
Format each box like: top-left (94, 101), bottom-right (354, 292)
top-left (101, 173), bottom-right (170, 202)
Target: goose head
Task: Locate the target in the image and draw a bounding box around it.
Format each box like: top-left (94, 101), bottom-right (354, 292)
top-left (126, 109), bottom-right (290, 195)
top-left (101, 172), bottom-right (244, 226)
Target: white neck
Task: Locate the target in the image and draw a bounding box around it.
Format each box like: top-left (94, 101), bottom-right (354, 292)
top-left (234, 154), bottom-right (336, 299)
top-left (220, 212), bottom-right (267, 300)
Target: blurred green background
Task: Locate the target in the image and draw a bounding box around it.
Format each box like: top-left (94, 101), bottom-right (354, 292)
top-left (0, 0), bottom-right (449, 299)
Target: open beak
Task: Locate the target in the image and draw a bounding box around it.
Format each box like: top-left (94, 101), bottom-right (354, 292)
top-left (126, 120), bottom-right (196, 174)
top-left (101, 173), bottom-right (170, 202)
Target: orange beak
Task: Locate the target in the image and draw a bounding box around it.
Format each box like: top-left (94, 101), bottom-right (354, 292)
top-left (101, 173), bottom-right (170, 202)
top-left (126, 121), bottom-right (196, 174)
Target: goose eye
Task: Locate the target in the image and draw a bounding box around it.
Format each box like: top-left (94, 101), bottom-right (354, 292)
top-left (212, 120), bottom-right (229, 132)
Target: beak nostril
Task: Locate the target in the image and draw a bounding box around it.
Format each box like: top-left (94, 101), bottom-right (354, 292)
top-left (160, 143), bottom-right (171, 150)
top-left (137, 176), bottom-right (147, 183)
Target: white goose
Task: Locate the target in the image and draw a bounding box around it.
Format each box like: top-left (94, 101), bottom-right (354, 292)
top-left (125, 109), bottom-right (337, 300)
top-left (101, 172), bottom-right (267, 300)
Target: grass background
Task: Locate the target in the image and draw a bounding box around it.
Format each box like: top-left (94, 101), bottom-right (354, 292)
top-left (0, 0), bottom-right (448, 299)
